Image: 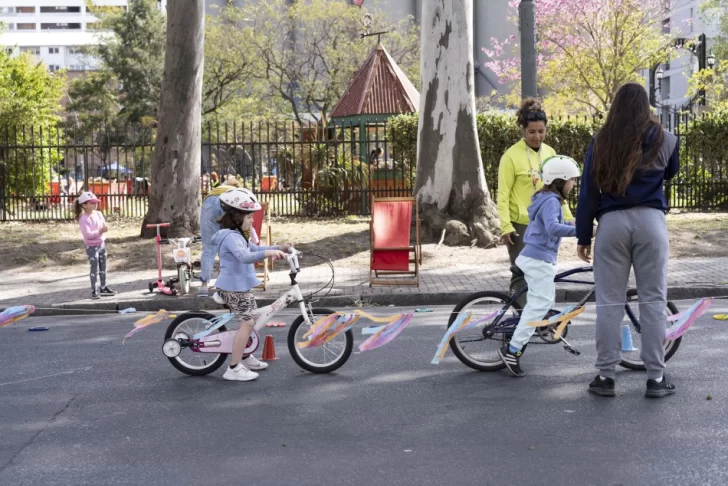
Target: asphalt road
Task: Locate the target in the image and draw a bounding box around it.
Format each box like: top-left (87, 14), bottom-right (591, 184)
top-left (1, 303), bottom-right (727, 486)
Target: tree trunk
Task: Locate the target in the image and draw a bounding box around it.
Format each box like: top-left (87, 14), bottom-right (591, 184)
top-left (141, 0), bottom-right (205, 238)
top-left (415, 0), bottom-right (499, 248)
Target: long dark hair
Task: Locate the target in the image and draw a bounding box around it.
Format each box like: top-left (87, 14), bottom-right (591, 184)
top-left (217, 209), bottom-right (253, 240)
top-left (74, 200), bottom-right (84, 220)
top-left (593, 83), bottom-right (664, 196)
top-left (537, 179), bottom-right (566, 204)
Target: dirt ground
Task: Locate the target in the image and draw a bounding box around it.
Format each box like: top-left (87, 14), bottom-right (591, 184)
top-left (0, 211), bottom-right (726, 274)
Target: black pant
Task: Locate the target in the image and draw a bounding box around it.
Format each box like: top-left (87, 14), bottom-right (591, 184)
top-left (507, 223), bottom-right (528, 307)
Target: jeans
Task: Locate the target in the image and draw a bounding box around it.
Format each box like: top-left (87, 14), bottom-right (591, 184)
top-left (200, 196), bottom-right (223, 284)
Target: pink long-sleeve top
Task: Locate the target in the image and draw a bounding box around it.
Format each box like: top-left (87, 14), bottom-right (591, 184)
top-left (79, 211), bottom-right (107, 247)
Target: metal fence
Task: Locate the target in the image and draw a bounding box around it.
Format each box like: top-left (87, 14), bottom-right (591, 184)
top-left (0, 121), bottom-right (416, 221)
top-left (0, 114), bottom-right (726, 221)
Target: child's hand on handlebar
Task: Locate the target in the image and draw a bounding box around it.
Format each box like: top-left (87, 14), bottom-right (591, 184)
top-left (266, 249), bottom-right (288, 260)
top-left (279, 242), bottom-right (295, 252)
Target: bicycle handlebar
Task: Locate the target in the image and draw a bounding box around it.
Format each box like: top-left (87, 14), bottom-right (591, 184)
top-left (145, 223), bottom-right (171, 229)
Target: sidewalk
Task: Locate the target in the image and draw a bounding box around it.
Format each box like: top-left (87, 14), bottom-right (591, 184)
top-left (1, 257), bottom-right (726, 316)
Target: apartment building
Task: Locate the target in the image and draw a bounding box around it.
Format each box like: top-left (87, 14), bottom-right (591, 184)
top-left (650, 0), bottom-right (721, 113)
top-left (0, 0), bottom-right (128, 72)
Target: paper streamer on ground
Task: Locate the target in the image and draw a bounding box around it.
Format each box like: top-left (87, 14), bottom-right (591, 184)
top-left (297, 314), bottom-right (360, 349)
top-left (527, 305), bottom-right (585, 340)
top-left (713, 314), bottom-right (728, 321)
top-left (665, 297), bottom-right (714, 341)
top-left (123, 309), bottom-right (170, 343)
top-left (0, 305), bottom-right (35, 328)
top-left (431, 310), bottom-right (500, 365)
top-left (358, 313), bottom-right (414, 352)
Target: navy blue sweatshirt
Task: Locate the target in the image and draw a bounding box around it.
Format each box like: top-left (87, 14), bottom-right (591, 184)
top-left (576, 128), bottom-right (679, 245)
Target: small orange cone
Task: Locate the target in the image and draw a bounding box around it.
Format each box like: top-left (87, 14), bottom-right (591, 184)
top-left (261, 334), bottom-right (278, 361)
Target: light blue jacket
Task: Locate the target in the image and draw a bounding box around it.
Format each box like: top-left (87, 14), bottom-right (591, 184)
top-left (520, 191), bottom-right (576, 264)
top-left (211, 229), bottom-right (279, 292)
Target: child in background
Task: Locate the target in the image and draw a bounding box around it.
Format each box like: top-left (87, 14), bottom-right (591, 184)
top-left (74, 192), bottom-right (117, 300)
top-left (498, 156), bottom-right (581, 377)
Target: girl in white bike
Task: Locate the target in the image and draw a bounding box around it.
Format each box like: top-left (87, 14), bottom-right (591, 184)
top-left (498, 156), bottom-right (581, 377)
top-left (211, 189), bottom-right (292, 382)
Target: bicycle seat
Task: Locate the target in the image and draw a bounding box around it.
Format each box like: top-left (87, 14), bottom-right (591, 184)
top-left (177, 237), bottom-right (192, 246)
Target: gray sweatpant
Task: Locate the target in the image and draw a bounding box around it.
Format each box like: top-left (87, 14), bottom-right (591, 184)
top-left (593, 207), bottom-right (668, 380)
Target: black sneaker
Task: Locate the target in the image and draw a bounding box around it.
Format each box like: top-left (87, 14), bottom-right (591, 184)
top-left (91, 290), bottom-right (100, 300)
top-left (100, 286), bottom-right (117, 296)
top-left (498, 345), bottom-right (525, 377)
top-left (588, 375), bottom-right (616, 397)
top-left (645, 374), bottom-right (676, 398)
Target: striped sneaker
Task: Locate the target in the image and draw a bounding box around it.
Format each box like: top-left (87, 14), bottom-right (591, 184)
top-left (498, 345), bottom-right (525, 377)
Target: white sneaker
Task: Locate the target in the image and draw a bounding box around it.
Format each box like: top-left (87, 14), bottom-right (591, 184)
top-left (222, 363), bottom-right (259, 382)
top-left (244, 354), bottom-right (269, 371)
top-left (212, 291), bottom-right (225, 304)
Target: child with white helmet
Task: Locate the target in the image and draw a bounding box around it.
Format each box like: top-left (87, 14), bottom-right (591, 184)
top-left (498, 155), bottom-right (581, 377)
top-left (74, 191), bottom-right (117, 300)
top-left (210, 188), bottom-right (293, 382)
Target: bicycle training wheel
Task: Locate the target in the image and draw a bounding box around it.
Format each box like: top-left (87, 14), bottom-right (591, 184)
top-left (448, 291), bottom-right (520, 371)
top-left (288, 308), bottom-right (354, 374)
top-left (619, 289), bottom-right (681, 370)
top-left (164, 311), bottom-right (228, 376)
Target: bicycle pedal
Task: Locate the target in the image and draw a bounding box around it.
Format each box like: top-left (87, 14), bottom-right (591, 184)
top-left (563, 345), bottom-right (580, 356)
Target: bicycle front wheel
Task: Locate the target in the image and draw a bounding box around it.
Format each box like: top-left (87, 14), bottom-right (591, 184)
top-left (448, 291), bottom-right (520, 371)
top-left (619, 289), bottom-right (681, 370)
top-left (288, 308), bottom-right (354, 374)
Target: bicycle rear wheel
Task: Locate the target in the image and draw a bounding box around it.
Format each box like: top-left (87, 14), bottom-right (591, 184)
top-left (164, 312), bottom-right (228, 376)
top-left (448, 291), bottom-right (520, 371)
top-left (619, 289), bottom-right (681, 370)
top-left (288, 308), bottom-right (354, 374)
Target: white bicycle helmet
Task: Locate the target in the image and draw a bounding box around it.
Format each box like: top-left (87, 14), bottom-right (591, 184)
top-left (540, 155), bottom-right (581, 185)
top-left (219, 187), bottom-right (261, 213)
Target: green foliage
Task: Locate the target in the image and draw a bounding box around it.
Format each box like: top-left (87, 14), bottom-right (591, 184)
top-left (673, 109), bottom-right (728, 209)
top-left (387, 112), bottom-right (599, 199)
top-left (0, 50), bottom-right (65, 200)
top-left (205, 0), bottom-right (420, 125)
top-left (70, 0), bottom-right (165, 127)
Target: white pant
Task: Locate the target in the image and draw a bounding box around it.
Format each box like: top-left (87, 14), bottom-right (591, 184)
top-left (509, 255), bottom-right (557, 351)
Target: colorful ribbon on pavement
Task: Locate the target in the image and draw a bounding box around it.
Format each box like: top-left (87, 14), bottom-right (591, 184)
top-left (123, 309), bottom-right (171, 343)
top-left (358, 312), bottom-right (414, 352)
top-left (431, 310), bottom-right (500, 364)
top-left (0, 305), bottom-right (35, 328)
top-left (665, 297), bottom-right (714, 341)
top-left (527, 305), bottom-right (585, 340)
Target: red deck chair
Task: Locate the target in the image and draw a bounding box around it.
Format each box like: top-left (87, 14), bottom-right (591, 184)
top-left (251, 202), bottom-right (272, 290)
top-left (370, 197), bottom-right (421, 287)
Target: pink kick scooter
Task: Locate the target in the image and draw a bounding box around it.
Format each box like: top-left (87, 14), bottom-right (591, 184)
top-left (146, 223), bottom-right (177, 296)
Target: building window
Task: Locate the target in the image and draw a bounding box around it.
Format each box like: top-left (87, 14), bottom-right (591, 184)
top-left (40, 6), bottom-right (82, 13)
top-left (6, 23), bottom-right (15, 30)
top-left (662, 18), bottom-right (670, 34)
top-left (16, 22), bottom-right (36, 30)
top-left (0, 7), bottom-right (15, 13)
top-left (20, 46), bottom-right (41, 55)
top-left (48, 47), bottom-right (60, 54)
top-left (67, 46), bottom-right (82, 55)
top-left (48, 65), bottom-right (61, 73)
top-left (16, 6), bottom-right (35, 14)
top-left (41, 23), bottom-right (82, 30)
top-left (5, 47), bottom-right (14, 54)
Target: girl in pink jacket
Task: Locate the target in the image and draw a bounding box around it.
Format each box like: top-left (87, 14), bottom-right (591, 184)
top-left (74, 192), bottom-right (116, 300)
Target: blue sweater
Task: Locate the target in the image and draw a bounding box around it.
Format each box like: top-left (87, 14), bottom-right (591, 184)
top-left (576, 129), bottom-right (679, 246)
top-left (520, 191), bottom-right (577, 264)
top-left (211, 229), bottom-right (279, 292)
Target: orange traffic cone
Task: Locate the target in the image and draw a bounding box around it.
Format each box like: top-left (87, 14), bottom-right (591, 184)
top-left (261, 334), bottom-right (278, 361)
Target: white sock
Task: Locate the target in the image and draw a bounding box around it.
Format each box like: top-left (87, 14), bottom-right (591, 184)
top-left (599, 375), bottom-right (608, 381)
top-left (654, 376), bottom-right (663, 383)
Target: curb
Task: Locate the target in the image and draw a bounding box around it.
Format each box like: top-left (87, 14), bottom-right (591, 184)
top-left (8, 284), bottom-right (725, 317)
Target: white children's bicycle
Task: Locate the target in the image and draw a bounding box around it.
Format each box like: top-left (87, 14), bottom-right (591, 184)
top-left (161, 249), bottom-right (354, 375)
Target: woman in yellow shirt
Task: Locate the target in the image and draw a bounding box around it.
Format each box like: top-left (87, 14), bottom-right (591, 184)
top-left (497, 98), bottom-right (573, 304)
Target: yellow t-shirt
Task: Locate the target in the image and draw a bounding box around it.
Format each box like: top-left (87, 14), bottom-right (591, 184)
top-left (497, 139), bottom-right (573, 234)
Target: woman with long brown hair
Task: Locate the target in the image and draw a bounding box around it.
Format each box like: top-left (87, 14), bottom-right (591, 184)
top-left (576, 83), bottom-right (679, 398)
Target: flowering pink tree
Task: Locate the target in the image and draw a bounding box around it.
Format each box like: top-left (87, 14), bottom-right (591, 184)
top-left (484, 0), bottom-right (676, 113)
